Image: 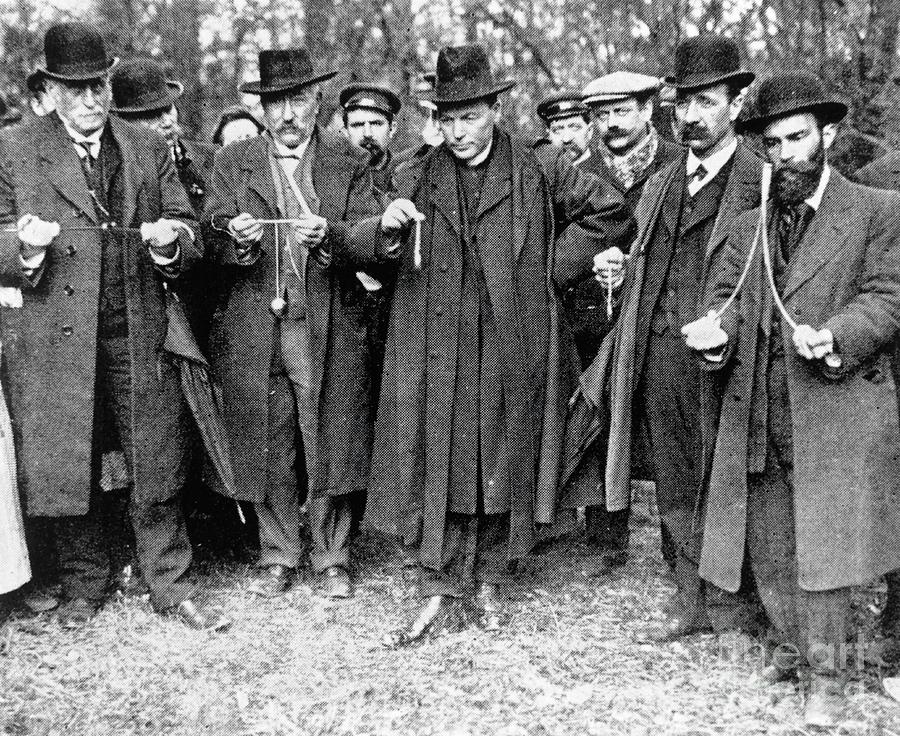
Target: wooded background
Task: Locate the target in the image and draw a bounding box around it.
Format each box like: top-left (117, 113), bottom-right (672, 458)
top-left (2, 0), bottom-right (899, 170)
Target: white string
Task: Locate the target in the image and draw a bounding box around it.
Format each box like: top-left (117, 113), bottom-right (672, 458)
top-left (413, 218), bottom-right (422, 270)
top-left (758, 162), bottom-right (800, 331)
top-left (273, 221), bottom-right (281, 299)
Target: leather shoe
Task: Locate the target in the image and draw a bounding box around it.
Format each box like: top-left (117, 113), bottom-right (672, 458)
top-left (22, 584), bottom-right (60, 614)
top-left (383, 595), bottom-right (469, 648)
top-left (321, 567), bottom-right (352, 599)
top-left (639, 616), bottom-right (712, 643)
top-left (172, 599), bottom-right (231, 632)
top-left (248, 564), bottom-right (293, 598)
top-left (804, 674), bottom-right (846, 728)
top-left (56, 597), bottom-right (100, 628)
top-left (474, 583), bottom-right (504, 631)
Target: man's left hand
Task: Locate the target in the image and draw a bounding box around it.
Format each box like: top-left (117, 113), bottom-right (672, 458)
top-left (141, 218), bottom-right (187, 260)
top-left (292, 214), bottom-right (328, 249)
top-left (792, 324), bottom-right (835, 360)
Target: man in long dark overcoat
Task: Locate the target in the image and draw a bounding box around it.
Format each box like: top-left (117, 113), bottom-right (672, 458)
top-left (204, 49), bottom-right (383, 599)
top-left (0, 23), bottom-right (225, 629)
top-left (684, 72), bottom-right (900, 727)
top-left (366, 44), bottom-right (634, 644)
top-left (591, 35), bottom-right (761, 641)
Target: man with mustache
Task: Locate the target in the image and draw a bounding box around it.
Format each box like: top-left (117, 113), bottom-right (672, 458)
top-left (591, 35), bottom-right (762, 643)
top-left (683, 71), bottom-right (900, 727)
top-left (339, 83), bottom-right (402, 192)
top-left (205, 48), bottom-right (383, 599)
top-left (536, 93), bottom-right (595, 168)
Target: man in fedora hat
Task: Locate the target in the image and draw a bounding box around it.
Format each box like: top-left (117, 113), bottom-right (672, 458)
top-left (572, 71), bottom-right (683, 574)
top-left (205, 48), bottom-right (384, 599)
top-left (591, 34), bottom-right (762, 643)
top-left (0, 22), bottom-right (228, 630)
top-left (683, 70), bottom-right (900, 726)
top-left (365, 43), bottom-right (634, 644)
top-left (535, 92), bottom-right (595, 168)
top-left (339, 82), bottom-right (402, 191)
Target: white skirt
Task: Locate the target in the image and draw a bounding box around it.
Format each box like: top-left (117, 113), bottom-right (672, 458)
top-left (0, 347), bottom-right (29, 595)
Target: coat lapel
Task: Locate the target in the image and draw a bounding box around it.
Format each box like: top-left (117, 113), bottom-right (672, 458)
top-left (108, 118), bottom-right (140, 229)
top-left (429, 145), bottom-right (462, 236)
top-left (241, 135), bottom-right (277, 218)
top-left (783, 172), bottom-right (855, 301)
top-left (475, 132), bottom-right (512, 223)
top-left (705, 143), bottom-right (762, 263)
top-left (38, 115), bottom-right (97, 223)
top-left (312, 131), bottom-right (351, 222)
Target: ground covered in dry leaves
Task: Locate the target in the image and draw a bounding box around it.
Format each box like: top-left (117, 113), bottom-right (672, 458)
top-left (3, 496), bottom-right (900, 736)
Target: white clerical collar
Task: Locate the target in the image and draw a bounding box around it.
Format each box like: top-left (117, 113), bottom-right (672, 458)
top-left (573, 148), bottom-right (591, 167)
top-left (805, 164), bottom-right (831, 211)
top-left (686, 137), bottom-right (738, 184)
top-left (268, 131), bottom-right (311, 160)
top-left (467, 137), bottom-right (494, 168)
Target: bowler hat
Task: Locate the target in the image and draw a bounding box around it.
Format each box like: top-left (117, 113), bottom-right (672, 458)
top-left (110, 59), bottom-right (183, 114)
top-left (425, 45), bottom-right (515, 106)
top-left (664, 34), bottom-right (754, 92)
top-left (339, 83), bottom-right (402, 117)
top-left (537, 93), bottom-right (589, 123)
top-left (36, 23), bottom-right (118, 83)
top-left (239, 49), bottom-right (337, 96)
top-left (582, 71), bottom-right (660, 105)
top-left (739, 72), bottom-right (848, 133)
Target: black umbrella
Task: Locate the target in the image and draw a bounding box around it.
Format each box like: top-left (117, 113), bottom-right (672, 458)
top-left (162, 287), bottom-right (238, 502)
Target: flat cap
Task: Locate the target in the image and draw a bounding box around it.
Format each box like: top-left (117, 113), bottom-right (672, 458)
top-left (582, 71), bottom-right (660, 105)
top-left (339, 83), bottom-right (402, 116)
top-left (537, 92), bottom-right (589, 122)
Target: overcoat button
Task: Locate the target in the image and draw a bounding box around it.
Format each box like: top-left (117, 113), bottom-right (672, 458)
top-left (733, 394), bottom-right (741, 402)
top-left (64, 284), bottom-right (75, 296)
top-left (439, 263), bottom-right (448, 272)
top-left (429, 351), bottom-right (439, 360)
top-left (435, 307), bottom-right (444, 316)
top-left (67, 245), bottom-right (77, 256)
top-left (61, 325), bottom-right (73, 336)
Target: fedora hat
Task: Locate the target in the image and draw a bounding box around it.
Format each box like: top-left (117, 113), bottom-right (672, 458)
top-left (110, 59), bottom-right (183, 114)
top-left (36, 23), bottom-right (118, 83)
top-left (739, 71), bottom-right (848, 133)
top-left (339, 83), bottom-right (402, 117)
top-left (239, 49), bottom-right (337, 96)
top-left (424, 44), bottom-right (515, 106)
top-left (664, 34), bottom-right (754, 92)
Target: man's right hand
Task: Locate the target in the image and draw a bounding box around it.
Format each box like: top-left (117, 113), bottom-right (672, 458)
top-left (17, 214), bottom-right (60, 261)
top-left (681, 310), bottom-right (728, 361)
top-left (228, 213), bottom-right (264, 247)
top-left (592, 246), bottom-right (626, 289)
top-left (380, 198), bottom-right (423, 235)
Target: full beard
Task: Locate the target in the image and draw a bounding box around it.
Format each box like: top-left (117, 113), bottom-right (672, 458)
top-left (772, 143), bottom-right (826, 206)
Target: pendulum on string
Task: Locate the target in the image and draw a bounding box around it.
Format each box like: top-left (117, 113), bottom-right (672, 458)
top-left (270, 220), bottom-right (287, 317)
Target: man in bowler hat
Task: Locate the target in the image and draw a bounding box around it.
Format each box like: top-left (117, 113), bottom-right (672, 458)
top-left (683, 71), bottom-right (900, 726)
top-left (204, 48), bottom-right (384, 599)
top-left (0, 23), bottom-right (226, 630)
top-left (365, 44), bottom-right (634, 644)
top-left (592, 34), bottom-right (762, 643)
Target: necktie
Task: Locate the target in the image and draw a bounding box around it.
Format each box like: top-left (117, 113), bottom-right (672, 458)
top-left (689, 163), bottom-right (708, 183)
top-left (779, 202), bottom-right (812, 262)
top-left (76, 142), bottom-right (96, 173)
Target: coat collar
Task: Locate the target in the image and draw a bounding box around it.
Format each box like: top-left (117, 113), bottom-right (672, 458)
top-left (782, 170), bottom-right (855, 301)
top-left (704, 141), bottom-right (763, 260)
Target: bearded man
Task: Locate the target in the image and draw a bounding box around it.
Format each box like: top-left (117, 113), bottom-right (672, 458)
top-left (684, 71), bottom-right (900, 727)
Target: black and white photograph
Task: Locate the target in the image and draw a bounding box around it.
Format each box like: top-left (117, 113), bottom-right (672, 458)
top-left (1, 0), bottom-right (900, 732)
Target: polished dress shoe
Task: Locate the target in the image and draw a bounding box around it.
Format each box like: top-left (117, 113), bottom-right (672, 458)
top-left (22, 584), bottom-right (61, 614)
top-left (804, 674), bottom-right (846, 728)
top-left (172, 599), bottom-right (231, 632)
top-left (639, 616), bottom-right (712, 643)
top-left (474, 583), bottom-right (504, 631)
top-left (56, 597), bottom-right (101, 628)
top-left (383, 595), bottom-right (469, 648)
top-left (321, 566), bottom-right (352, 599)
top-left (248, 564), bottom-right (293, 598)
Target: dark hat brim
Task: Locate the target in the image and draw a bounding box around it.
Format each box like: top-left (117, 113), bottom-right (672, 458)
top-left (37, 56), bottom-right (119, 83)
top-left (738, 99), bottom-right (848, 134)
top-left (239, 70), bottom-right (338, 96)
top-left (110, 80), bottom-right (184, 114)
top-left (339, 84), bottom-right (402, 115)
top-left (424, 79), bottom-right (516, 106)
top-left (664, 69), bottom-right (755, 92)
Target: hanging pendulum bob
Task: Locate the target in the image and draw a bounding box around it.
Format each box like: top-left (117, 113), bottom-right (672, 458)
top-left (270, 295), bottom-right (287, 317)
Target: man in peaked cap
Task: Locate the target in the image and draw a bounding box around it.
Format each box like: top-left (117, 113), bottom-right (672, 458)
top-left (536, 92), bottom-right (594, 167)
top-left (571, 70), bottom-right (683, 575)
top-left (591, 34), bottom-right (762, 644)
top-left (683, 71), bottom-right (900, 726)
top-left (365, 43), bottom-right (635, 645)
top-left (0, 23), bottom-right (227, 630)
top-left (339, 83), bottom-right (402, 192)
top-left (205, 48), bottom-right (384, 600)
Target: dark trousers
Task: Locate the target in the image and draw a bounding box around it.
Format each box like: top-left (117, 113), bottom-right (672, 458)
top-left (420, 512), bottom-right (510, 598)
top-left (52, 337), bottom-right (194, 610)
top-left (641, 332), bottom-right (708, 626)
top-left (256, 319), bottom-right (356, 572)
